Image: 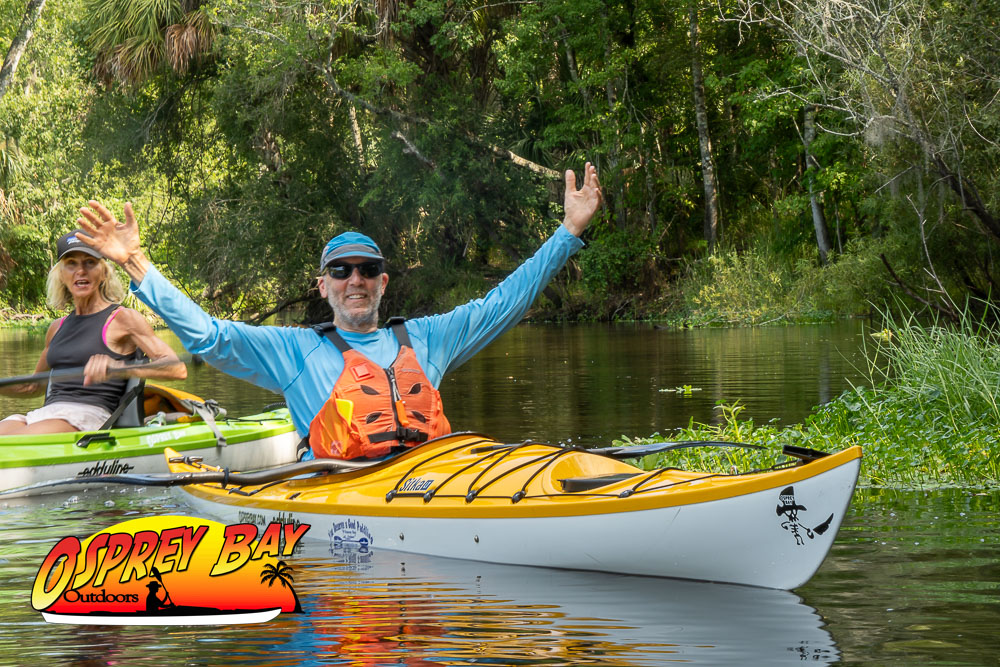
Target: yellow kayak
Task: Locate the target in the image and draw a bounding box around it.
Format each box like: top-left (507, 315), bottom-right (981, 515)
top-left (165, 433), bottom-right (862, 589)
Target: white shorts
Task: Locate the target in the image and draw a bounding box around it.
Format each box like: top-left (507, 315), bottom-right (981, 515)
top-left (0, 402), bottom-right (113, 432)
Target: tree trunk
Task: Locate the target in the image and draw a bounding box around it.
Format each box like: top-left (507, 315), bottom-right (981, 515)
top-left (320, 67), bottom-right (561, 179)
top-left (689, 1), bottom-right (719, 251)
top-left (642, 137), bottom-right (657, 232)
top-left (803, 105), bottom-right (831, 264)
top-left (348, 104), bottom-right (366, 170)
top-left (604, 41), bottom-right (626, 227)
top-left (0, 0), bottom-right (48, 102)
top-left (892, 75), bottom-right (1000, 242)
top-left (729, 0), bottom-right (1000, 247)
top-left (554, 15), bottom-right (591, 109)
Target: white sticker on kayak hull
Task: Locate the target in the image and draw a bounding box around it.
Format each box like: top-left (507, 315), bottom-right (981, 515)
top-left (329, 518), bottom-right (374, 565)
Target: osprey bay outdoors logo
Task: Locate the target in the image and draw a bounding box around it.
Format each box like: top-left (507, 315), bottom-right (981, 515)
top-left (31, 515), bottom-right (311, 625)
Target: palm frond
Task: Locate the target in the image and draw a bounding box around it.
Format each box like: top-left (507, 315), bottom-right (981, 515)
top-left (83, 0), bottom-right (212, 86)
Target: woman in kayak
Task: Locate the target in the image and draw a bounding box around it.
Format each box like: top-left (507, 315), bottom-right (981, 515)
top-left (0, 230), bottom-right (186, 435)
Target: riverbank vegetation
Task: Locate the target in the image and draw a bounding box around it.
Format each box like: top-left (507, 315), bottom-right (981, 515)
top-left (3, 1), bottom-right (997, 487)
top-left (630, 310), bottom-right (1000, 488)
top-left (2, 0), bottom-right (998, 326)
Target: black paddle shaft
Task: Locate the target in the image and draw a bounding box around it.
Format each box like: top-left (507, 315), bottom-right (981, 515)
top-left (591, 440), bottom-right (766, 459)
top-left (0, 456), bottom-right (378, 497)
top-left (0, 357), bottom-right (190, 388)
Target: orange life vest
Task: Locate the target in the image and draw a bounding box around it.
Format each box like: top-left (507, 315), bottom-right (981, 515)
top-left (309, 319), bottom-right (451, 460)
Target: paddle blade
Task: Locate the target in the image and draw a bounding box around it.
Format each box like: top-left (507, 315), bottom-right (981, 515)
top-left (812, 513), bottom-right (834, 536)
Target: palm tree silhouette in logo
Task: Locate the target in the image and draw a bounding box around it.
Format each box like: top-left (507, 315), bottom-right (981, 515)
top-left (260, 560), bottom-right (303, 613)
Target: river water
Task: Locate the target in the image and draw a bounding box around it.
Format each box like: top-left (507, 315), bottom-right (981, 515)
top-left (1, 322), bottom-right (997, 665)
top-left (0, 320), bottom-right (879, 443)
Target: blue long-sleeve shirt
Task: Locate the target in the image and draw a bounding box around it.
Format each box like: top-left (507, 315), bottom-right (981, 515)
top-left (131, 226), bottom-right (583, 436)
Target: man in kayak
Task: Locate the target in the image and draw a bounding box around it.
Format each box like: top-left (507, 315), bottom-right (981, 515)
top-left (76, 163), bottom-right (601, 460)
top-left (144, 581), bottom-right (174, 612)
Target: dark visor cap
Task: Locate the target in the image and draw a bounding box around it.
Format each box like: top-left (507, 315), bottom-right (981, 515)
top-left (56, 230), bottom-right (104, 260)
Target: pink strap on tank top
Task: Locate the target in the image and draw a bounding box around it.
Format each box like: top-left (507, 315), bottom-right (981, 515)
top-left (101, 307), bottom-right (123, 346)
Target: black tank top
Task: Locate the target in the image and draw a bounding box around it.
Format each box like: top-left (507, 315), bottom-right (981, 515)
top-left (45, 303), bottom-right (136, 412)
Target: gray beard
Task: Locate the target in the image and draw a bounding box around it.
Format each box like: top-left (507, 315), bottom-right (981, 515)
top-left (330, 291), bottom-right (382, 331)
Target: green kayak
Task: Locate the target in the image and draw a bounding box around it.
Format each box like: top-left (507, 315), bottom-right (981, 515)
top-left (0, 384), bottom-right (299, 497)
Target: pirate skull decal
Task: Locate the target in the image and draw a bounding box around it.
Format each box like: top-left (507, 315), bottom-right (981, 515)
top-left (776, 486), bottom-right (834, 545)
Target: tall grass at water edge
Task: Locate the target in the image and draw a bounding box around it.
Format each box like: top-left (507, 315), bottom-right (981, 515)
top-left (626, 310), bottom-right (1000, 488)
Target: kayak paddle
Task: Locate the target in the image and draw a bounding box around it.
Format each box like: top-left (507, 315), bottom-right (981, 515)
top-left (589, 440), bottom-right (765, 459)
top-left (0, 356), bottom-right (190, 389)
top-left (0, 455), bottom-right (380, 497)
top-left (0, 438), bottom-right (830, 498)
top-left (590, 440), bottom-right (830, 463)
top-left (150, 566), bottom-right (174, 607)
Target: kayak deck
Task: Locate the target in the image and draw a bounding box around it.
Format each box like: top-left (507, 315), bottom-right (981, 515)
top-left (168, 433), bottom-right (862, 519)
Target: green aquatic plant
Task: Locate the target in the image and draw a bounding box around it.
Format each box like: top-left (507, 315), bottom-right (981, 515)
top-left (618, 401), bottom-right (784, 477)
top-left (863, 306), bottom-right (1000, 427)
top-left (623, 395), bottom-right (999, 489)
top-left (623, 307), bottom-right (1000, 488)
top-left (658, 385), bottom-right (702, 395)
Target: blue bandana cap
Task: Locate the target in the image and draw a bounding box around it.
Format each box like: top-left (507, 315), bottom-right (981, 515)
top-left (320, 231), bottom-right (384, 269)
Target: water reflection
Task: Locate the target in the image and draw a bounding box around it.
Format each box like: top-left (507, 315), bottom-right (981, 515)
top-left (278, 548), bottom-right (840, 666)
top-left (1, 488), bottom-right (838, 666)
top-left (441, 322), bottom-right (872, 444)
top-left (2, 323), bottom-right (997, 665)
top-left (802, 488), bottom-right (1000, 665)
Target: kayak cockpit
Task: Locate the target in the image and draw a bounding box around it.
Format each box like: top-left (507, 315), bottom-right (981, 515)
top-left (558, 472), bottom-right (641, 492)
top-left (142, 383), bottom-right (222, 425)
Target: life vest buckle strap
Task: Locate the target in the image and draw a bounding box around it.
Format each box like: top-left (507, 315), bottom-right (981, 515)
top-left (403, 428), bottom-right (428, 442)
top-left (368, 427), bottom-right (429, 444)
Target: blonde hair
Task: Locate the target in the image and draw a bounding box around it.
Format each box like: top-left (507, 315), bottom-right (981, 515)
top-left (46, 258), bottom-right (126, 310)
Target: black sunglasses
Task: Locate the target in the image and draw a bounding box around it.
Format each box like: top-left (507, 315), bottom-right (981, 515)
top-left (324, 260), bottom-right (384, 280)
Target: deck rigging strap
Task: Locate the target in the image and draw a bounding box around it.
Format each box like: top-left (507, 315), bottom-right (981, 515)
top-left (463, 442), bottom-right (553, 503)
top-left (178, 398), bottom-right (228, 447)
top-left (499, 445), bottom-right (576, 503)
top-left (384, 437), bottom-right (493, 502)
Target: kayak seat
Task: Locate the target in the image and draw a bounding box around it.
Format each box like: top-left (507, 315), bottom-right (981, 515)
top-left (559, 472), bottom-right (641, 493)
top-left (102, 376), bottom-right (146, 429)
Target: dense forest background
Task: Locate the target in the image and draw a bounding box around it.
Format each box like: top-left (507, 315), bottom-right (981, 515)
top-left (0, 0), bottom-right (997, 325)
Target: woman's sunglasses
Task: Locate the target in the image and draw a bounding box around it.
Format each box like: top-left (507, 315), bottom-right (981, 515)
top-left (324, 260), bottom-right (384, 280)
